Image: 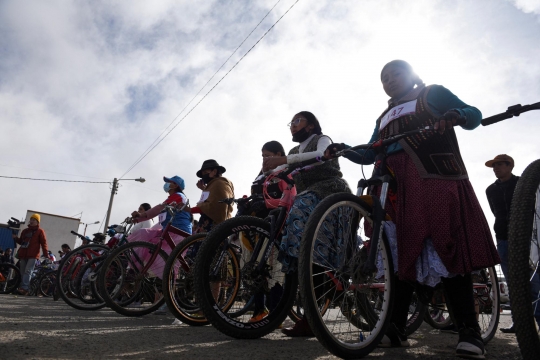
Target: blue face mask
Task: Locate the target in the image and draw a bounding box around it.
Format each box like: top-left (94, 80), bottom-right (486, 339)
top-left (163, 183), bottom-right (171, 192)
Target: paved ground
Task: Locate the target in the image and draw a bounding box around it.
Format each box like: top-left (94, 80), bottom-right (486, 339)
top-left (0, 294), bottom-right (521, 359)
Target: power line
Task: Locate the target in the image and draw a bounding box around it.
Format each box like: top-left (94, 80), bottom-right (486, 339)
top-left (120, 0), bottom-right (300, 178)
top-left (120, 0), bottom-right (283, 179)
top-left (0, 175), bottom-right (110, 184)
top-left (0, 164), bottom-right (109, 180)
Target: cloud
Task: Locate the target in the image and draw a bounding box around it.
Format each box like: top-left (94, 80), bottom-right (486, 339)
top-left (0, 0), bottom-right (539, 241)
top-left (507, 0), bottom-right (540, 16)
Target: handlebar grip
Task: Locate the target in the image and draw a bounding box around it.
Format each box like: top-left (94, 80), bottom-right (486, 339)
top-left (481, 113), bottom-right (513, 126)
top-left (70, 231), bottom-right (77, 235)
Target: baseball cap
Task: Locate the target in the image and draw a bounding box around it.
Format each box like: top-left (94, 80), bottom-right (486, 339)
top-left (485, 154), bottom-right (514, 168)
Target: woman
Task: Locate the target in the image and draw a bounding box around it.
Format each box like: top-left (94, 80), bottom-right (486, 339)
top-left (128, 203), bottom-right (154, 234)
top-left (130, 176), bottom-right (192, 255)
top-left (263, 111), bottom-right (351, 336)
top-left (327, 60), bottom-right (499, 358)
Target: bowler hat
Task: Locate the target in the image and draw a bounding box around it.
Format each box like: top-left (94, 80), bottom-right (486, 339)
top-left (485, 154), bottom-right (514, 168)
top-left (196, 159), bottom-right (226, 178)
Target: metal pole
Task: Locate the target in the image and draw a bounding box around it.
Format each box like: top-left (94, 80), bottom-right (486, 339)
top-left (103, 178), bottom-right (118, 232)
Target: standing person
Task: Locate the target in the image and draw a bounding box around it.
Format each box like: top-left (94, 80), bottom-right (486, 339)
top-left (327, 60), bottom-right (499, 359)
top-left (12, 213), bottom-right (50, 295)
top-left (262, 111), bottom-right (351, 336)
top-left (192, 160), bottom-right (235, 233)
top-left (485, 154), bottom-right (540, 332)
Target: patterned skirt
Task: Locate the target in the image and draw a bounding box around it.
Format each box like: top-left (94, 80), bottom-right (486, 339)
top-left (385, 152), bottom-right (500, 282)
top-left (278, 191), bottom-right (321, 274)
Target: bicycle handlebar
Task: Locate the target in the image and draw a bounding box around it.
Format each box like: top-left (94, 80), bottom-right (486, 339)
top-left (481, 102), bottom-right (540, 126)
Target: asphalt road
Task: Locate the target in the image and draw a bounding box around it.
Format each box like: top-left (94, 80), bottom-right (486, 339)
top-left (0, 294), bottom-right (521, 359)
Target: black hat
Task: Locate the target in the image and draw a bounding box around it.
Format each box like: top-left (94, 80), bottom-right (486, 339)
top-left (196, 159), bottom-right (226, 178)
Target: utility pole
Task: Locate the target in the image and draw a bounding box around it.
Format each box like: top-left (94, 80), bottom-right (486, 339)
top-left (103, 177), bottom-right (145, 233)
top-left (103, 178), bottom-right (119, 232)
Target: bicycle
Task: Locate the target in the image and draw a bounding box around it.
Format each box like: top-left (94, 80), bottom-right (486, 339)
top-left (0, 262), bottom-right (21, 294)
top-left (193, 164), bottom-right (334, 339)
top-left (481, 101), bottom-right (540, 359)
top-left (297, 126), bottom-right (499, 358)
top-left (97, 203), bottom-right (191, 317)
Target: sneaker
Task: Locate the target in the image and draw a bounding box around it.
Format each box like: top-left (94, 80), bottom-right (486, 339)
top-left (456, 328), bottom-right (486, 359)
top-left (248, 308), bottom-right (269, 323)
top-left (378, 323), bottom-right (410, 348)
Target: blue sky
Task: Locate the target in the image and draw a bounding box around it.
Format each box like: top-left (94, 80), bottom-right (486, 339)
top-left (0, 0), bottom-right (539, 239)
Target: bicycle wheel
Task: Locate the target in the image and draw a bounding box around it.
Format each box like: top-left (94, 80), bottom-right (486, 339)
top-left (56, 244), bottom-right (109, 310)
top-left (508, 159), bottom-right (540, 358)
top-left (194, 216), bottom-right (297, 339)
top-left (97, 241), bottom-right (168, 317)
top-left (163, 233), bottom-right (209, 326)
top-left (39, 271), bottom-right (56, 297)
top-left (473, 267), bottom-right (500, 344)
top-left (404, 291), bottom-right (427, 336)
top-left (298, 193), bottom-right (395, 359)
top-left (0, 263), bottom-right (21, 294)
top-left (423, 288), bottom-right (452, 330)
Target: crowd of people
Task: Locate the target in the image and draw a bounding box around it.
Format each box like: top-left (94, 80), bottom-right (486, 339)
top-left (3, 59), bottom-right (538, 360)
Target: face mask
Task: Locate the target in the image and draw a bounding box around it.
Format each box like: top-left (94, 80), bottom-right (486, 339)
top-left (201, 174), bottom-right (213, 185)
top-left (292, 127), bottom-right (311, 142)
top-left (163, 183), bottom-right (171, 192)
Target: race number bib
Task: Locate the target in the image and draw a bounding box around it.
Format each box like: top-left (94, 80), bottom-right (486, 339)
top-left (379, 100), bottom-right (417, 131)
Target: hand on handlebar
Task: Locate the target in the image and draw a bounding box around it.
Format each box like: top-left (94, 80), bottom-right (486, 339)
top-left (324, 143), bottom-right (348, 158)
top-left (434, 111), bottom-right (466, 134)
top-left (262, 156), bottom-right (287, 172)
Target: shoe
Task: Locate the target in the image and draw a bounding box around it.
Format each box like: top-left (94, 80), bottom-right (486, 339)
top-left (456, 328), bottom-right (486, 359)
top-left (281, 318), bottom-right (314, 337)
top-left (440, 324), bottom-right (459, 334)
top-left (17, 288), bottom-right (28, 296)
top-left (500, 324), bottom-right (515, 333)
top-left (378, 324), bottom-right (410, 348)
top-left (248, 308), bottom-right (269, 323)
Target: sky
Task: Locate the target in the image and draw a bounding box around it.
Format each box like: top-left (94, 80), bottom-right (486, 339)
top-left (1, 0), bottom-right (539, 244)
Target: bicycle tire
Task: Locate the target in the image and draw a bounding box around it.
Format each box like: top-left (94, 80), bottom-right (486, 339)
top-left (163, 233), bottom-right (209, 326)
top-left (423, 290), bottom-right (452, 330)
top-left (194, 216), bottom-right (296, 339)
top-left (474, 266), bottom-right (500, 344)
top-left (97, 241), bottom-right (168, 317)
top-left (404, 292), bottom-right (427, 336)
top-left (0, 263), bottom-right (21, 294)
top-left (298, 193), bottom-right (395, 359)
top-left (39, 270), bottom-right (56, 297)
top-left (56, 244), bottom-right (109, 311)
top-left (508, 159), bottom-right (540, 359)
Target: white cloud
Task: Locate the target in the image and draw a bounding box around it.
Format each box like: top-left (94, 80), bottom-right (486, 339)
top-left (507, 0), bottom-right (540, 15)
top-left (0, 0), bottom-right (539, 242)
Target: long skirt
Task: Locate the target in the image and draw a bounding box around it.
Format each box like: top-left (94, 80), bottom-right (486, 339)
top-left (128, 227), bottom-right (185, 278)
top-left (385, 152), bottom-right (499, 283)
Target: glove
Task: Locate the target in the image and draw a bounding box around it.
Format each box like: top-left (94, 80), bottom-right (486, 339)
top-left (325, 143), bottom-right (349, 158)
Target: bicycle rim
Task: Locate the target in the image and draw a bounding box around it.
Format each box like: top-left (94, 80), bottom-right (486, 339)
top-left (194, 216), bottom-right (296, 339)
top-left (508, 159), bottom-right (540, 358)
top-left (298, 193), bottom-right (395, 359)
top-left (0, 264), bottom-right (21, 294)
top-left (164, 233), bottom-right (209, 326)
